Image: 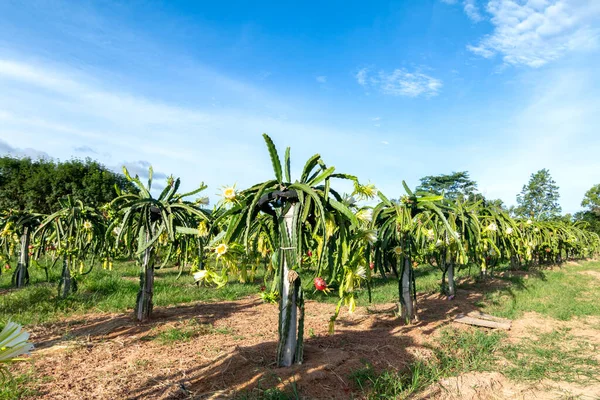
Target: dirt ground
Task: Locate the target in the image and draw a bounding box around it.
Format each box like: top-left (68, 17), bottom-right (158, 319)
top-left (13, 284), bottom-right (600, 400)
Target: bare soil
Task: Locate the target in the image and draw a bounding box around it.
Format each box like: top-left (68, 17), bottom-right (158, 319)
top-left (12, 287), bottom-right (600, 399)
top-left (425, 312), bottom-right (600, 400)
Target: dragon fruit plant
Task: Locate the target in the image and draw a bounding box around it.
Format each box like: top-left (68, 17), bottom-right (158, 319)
top-left (35, 196), bottom-right (106, 298)
top-left (0, 210), bottom-right (39, 288)
top-left (109, 167), bottom-right (210, 321)
top-left (219, 134), bottom-right (372, 367)
top-left (372, 182), bottom-right (461, 323)
top-left (0, 321), bottom-right (34, 382)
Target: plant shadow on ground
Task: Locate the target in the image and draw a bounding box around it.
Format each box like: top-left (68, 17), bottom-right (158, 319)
top-left (125, 321), bottom-right (424, 399)
top-left (29, 299), bottom-right (263, 352)
top-left (107, 285), bottom-right (500, 399)
top-left (7, 261), bottom-right (600, 399)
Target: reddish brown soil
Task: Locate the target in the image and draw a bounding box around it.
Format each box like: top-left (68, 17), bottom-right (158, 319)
top-left (13, 289), bottom-right (483, 400)
top-left (11, 283), bottom-right (600, 399)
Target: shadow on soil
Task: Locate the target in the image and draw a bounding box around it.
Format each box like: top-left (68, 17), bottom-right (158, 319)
top-left (122, 286), bottom-right (495, 399)
top-left (33, 299), bottom-right (263, 351)
top-left (26, 265), bottom-right (543, 399)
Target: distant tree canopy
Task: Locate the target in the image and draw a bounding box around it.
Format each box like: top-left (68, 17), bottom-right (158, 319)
top-left (575, 183), bottom-right (600, 235)
top-left (0, 157), bottom-right (134, 214)
top-left (581, 184), bottom-right (600, 216)
top-left (416, 171), bottom-right (478, 200)
top-left (515, 168), bottom-right (561, 220)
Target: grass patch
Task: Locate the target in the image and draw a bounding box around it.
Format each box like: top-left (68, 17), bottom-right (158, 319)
top-left (502, 328), bottom-right (600, 383)
top-left (147, 320), bottom-right (232, 344)
top-left (235, 377), bottom-right (299, 400)
top-left (482, 261), bottom-right (600, 320)
top-left (351, 327), bottom-right (504, 399)
top-left (0, 368), bottom-right (40, 400)
top-left (0, 259), bottom-right (264, 326)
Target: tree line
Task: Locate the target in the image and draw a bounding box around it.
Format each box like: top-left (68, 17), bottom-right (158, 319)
top-left (0, 156), bottom-right (134, 214)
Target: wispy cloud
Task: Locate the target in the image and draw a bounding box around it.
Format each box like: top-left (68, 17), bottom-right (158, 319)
top-left (316, 75), bottom-right (327, 83)
top-left (0, 57), bottom-right (391, 201)
top-left (356, 68), bottom-right (442, 97)
top-left (468, 0), bottom-right (600, 67)
top-left (463, 0), bottom-right (483, 22)
top-left (355, 68), bottom-right (369, 86)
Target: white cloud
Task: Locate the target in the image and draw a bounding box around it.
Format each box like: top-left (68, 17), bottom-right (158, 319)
top-left (468, 0), bottom-right (600, 67)
top-left (463, 0), bottom-right (484, 21)
top-left (356, 68), bottom-right (442, 97)
top-left (374, 123), bottom-right (381, 128)
top-left (381, 140), bottom-right (389, 145)
top-left (316, 75), bottom-right (327, 83)
top-left (472, 66), bottom-right (600, 213)
top-left (0, 58), bottom-right (396, 203)
top-left (379, 69), bottom-right (442, 97)
top-left (371, 116), bottom-right (381, 121)
top-left (355, 68), bottom-right (369, 86)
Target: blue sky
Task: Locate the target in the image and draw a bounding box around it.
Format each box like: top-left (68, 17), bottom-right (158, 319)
top-left (0, 0), bottom-right (599, 213)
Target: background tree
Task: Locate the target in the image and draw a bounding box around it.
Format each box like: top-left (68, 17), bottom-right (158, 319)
top-left (0, 156), bottom-right (134, 214)
top-left (575, 183), bottom-right (600, 235)
top-left (581, 184), bottom-right (600, 215)
top-left (515, 169), bottom-right (561, 220)
top-left (416, 171), bottom-right (478, 200)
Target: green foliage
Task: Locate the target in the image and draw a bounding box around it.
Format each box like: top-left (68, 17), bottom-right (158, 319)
top-left (574, 210), bottom-right (600, 235)
top-left (576, 183), bottom-right (600, 235)
top-left (110, 166), bottom-right (209, 320)
top-left (515, 168), bottom-right (561, 220)
top-left (581, 183), bottom-right (600, 215)
top-left (416, 171), bottom-right (477, 200)
top-left (0, 157), bottom-right (134, 214)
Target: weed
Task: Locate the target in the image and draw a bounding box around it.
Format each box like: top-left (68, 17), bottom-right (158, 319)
top-left (0, 368), bottom-right (40, 400)
top-left (502, 328), bottom-right (600, 383)
top-left (350, 327), bottom-right (503, 399)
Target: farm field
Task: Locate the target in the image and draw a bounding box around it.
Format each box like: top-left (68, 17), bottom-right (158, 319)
top-left (2, 2), bottom-right (600, 399)
top-left (3, 259), bottom-right (600, 399)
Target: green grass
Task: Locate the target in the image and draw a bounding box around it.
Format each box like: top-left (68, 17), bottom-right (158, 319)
top-left (0, 259), bottom-right (264, 326)
top-left (481, 261), bottom-right (600, 320)
top-left (4, 259), bottom-right (600, 398)
top-left (1, 258), bottom-right (483, 327)
top-left (147, 320), bottom-right (231, 344)
top-left (503, 328), bottom-right (600, 383)
top-left (350, 327), bottom-right (505, 399)
top-left (235, 377), bottom-right (300, 400)
top-left (0, 368), bottom-right (41, 400)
